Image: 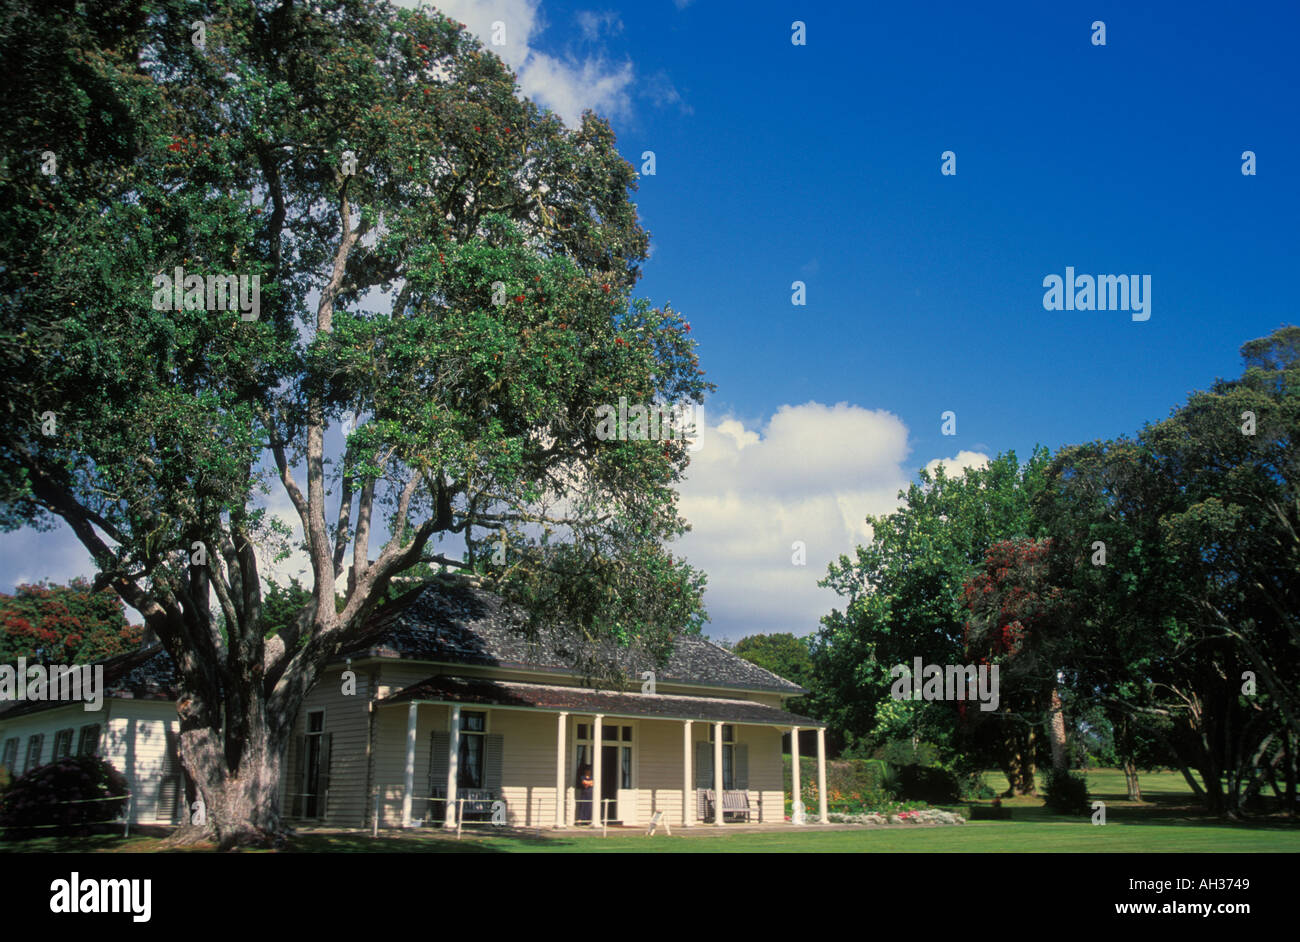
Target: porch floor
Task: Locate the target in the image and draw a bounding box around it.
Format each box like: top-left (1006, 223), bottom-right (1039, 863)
top-left (291, 821), bottom-right (864, 840)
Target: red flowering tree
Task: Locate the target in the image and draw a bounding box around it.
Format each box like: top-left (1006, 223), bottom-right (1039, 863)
top-left (0, 578), bottom-right (142, 665)
top-left (961, 538), bottom-right (1068, 795)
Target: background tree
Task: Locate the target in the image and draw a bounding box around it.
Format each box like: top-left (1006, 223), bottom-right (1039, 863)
top-left (258, 576), bottom-right (317, 640)
top-left (960, 537), bottom-right (1067, 794)
top-left (0, 578), bottom-right (142, 664)
top-left (1151, 327), bottom-right (1299, 813)
top-left (813, 450), bottom-right (1050, 771)
top-left (733, 632), bottom-right (815, 713)
top-left (0, 0), bottom-right (710, 847)
top-left (1037, 326), bottom-right (1298, 814)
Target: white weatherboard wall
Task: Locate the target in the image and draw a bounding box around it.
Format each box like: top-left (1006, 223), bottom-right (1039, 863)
top-left (0, 703), bottom-right (98, 772)
top-left (0, 698), bottom-right (180, 824)
top-left (101, 700), bottom-right (182, 824)
top-left (746, 724), bottom-right (785, 824)
top-left (635, 721), bottom-right (783, 824)
top-left (494, 708), bottom-right (559, 827)
top-left (633, 718), bottom-right (681, 826)
top-left (282, 665), bottom-right (373, 827)
top-left (375, 700), bottom-right (450, 827)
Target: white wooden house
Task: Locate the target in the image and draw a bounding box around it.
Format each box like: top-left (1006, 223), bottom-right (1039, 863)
top-left (2, 577), bottom-right (828, 831)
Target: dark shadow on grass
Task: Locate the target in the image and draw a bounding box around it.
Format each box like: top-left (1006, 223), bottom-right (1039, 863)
top-left (286, 827), bottom-right (575, 853)
top-left (1015, 794), bottom-right (1300, 832)
top-left (0, 823), bottom-right (181, 853)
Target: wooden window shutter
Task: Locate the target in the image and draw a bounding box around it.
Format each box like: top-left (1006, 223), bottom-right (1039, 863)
top-left (158, 727), bottom-right (183, 824)
top-left (318, 733), bottom-right (333, 818)
top-left (429, 731), bottom-right (450, 791)
top-left (735, 744), bottom-right (749, 789)
top-left (429, 731), bottom-right (450, 822)
top-left (484, 734), bottom-right (504, 790)
top-left (53, 728), bottom-right (73, 758)
top-left (25, 734), bottom-right (44, 772)
top-left (695, 741), bottom-right (712, 788)
top-left (290, 735), bottom-right (305, 817)
top-left (77, 724), bottom-right (101, 757)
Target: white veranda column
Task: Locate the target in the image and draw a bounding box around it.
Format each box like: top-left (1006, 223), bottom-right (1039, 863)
top-left (555, 712), bottom-right (568, 828)
top-left (791, 725), bottom-right (801, 825)
top-left (444, 704), bottom-right (460, 829)
top-left (682, 720), bottom-right (693, 827)
top-left (713, 721), bottom-right (724, 826)
top-left (592, 714), bottom-right (604, 827)
top-left (401, 701), bottom-right (418, 827)
top-left (817, 726), bottom-right (829, 824)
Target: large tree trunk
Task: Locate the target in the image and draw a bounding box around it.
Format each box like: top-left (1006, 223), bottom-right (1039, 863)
top-left (157, 618), bottom-right (306, 850)
top-left (165, 730), bottom-right (289, 850)
top-left (1122, 758), bottom-right (1142, 801)
top-left (1285, 731), bottom-right (1297, 817)
top-left (1000, 715), bottom-right (1038, 796)
top-left (1116, 714), bottom-right (1141, 800)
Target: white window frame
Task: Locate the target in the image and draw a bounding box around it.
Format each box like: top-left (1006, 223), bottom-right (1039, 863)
top-left (457, 709), bottom-right (489, 790)
top-left (77, 724), bottom-right (101, 757)
top-left (24, 734), bottom-right (44, 773)
top-left (573, 720), bottom-right (637, 791)
top-left (708, 724), bottom-right (738, 790)
top-left (53, 728), bottom-right (74, 759)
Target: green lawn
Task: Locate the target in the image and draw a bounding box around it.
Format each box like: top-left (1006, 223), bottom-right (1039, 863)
top-left (6, 820), bottom-right (1297, 853)
top-left (4, 767), bottom-right (1297, 853)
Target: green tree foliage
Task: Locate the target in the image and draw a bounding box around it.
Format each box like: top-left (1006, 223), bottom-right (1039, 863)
top-left (733, 632), bottom-right (814, 713)
top-left (259, 576), bottom-right (315, 639)
top-left (0, 578), bottom-right (142, 663)
top-left (733, 633), bottom-right (813, 688)
top-left (812, 450), bottom-right (1050, 767)
top-left (961, 537), bottom-right (1067, 791)
top-left (0, 0), bottom-right (710, 846)
top-left (1039, 326), bottom-right (1299, 814)
top-left (1041, 768), bottom-right (1090, 817)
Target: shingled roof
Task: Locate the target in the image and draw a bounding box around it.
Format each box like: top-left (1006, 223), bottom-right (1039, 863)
top-left (344, 578), bottom-right (806, 696)
top-left (0, 643), bottom-right (179, 719)
top-left (382, 675), bottom-right (820, 727)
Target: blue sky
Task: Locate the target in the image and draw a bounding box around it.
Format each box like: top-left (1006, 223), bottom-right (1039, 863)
top-left (4, 0), bottom-right (1297, 643)
top-left (625, 0), bottom-right (1298, 449)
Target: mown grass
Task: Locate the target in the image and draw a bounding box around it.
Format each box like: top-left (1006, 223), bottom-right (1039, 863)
top-left (3, 767), bottom-right (1296, 853)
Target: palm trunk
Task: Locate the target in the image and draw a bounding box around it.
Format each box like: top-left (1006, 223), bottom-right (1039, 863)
top-left (1048, 686), bottom-right (1068, 772)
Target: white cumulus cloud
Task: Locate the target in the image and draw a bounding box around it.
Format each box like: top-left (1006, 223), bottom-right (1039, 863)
top-left (674, 403), bottom-right (914, 640)
top-left (924, 450), bottom-right (992, 478)
top-left (395, 0), bottom-right (635, 126)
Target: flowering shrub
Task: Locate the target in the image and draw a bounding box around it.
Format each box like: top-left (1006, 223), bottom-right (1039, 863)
top-left (829, 808), bottom-right (966, 827)
top-left (0, 755), bottom-right (129, 839)
top-left (787, 755), bottom-right (905, 816)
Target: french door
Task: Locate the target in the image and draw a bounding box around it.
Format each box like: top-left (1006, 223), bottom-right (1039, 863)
top-left (574, 721), bottom-right (634, 824)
